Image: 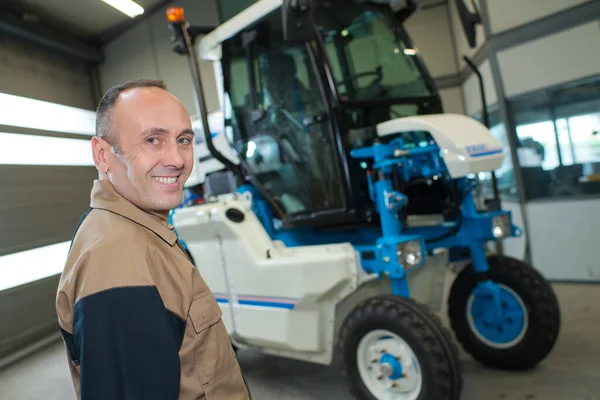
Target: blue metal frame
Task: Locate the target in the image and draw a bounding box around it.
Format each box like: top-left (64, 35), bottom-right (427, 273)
top-left (233, 137), bottom-right (522, 303)
top-left (347, 138), bottom-right (526, 337)
top-left (350, 138), bottom-right (522, 273)
top-left (170, 136), bottom-right (525, 328)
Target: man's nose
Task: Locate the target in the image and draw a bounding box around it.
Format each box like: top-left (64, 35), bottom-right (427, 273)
top-left (162, 140), bottom-right (186, 168)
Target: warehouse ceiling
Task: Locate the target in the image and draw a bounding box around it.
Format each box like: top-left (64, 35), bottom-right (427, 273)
top-left (0, 0), bottom-right (168, 41)
top-left (0, 0), bottom-right (448, 63)
top-left (1, 0), bottom-right (448, 41)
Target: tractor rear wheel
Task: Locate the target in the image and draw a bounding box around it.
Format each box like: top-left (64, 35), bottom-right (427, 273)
top-left (448, 254), bottom-right (560, 370)
top-left (338, 295), bottom-right (462, 400)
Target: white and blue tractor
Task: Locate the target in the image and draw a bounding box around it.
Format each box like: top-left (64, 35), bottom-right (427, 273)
top-left (167, 1), bottom-right (561, 399)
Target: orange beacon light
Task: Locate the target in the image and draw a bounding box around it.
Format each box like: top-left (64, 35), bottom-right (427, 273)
top-left (167, 7), bottom-right (185, 23)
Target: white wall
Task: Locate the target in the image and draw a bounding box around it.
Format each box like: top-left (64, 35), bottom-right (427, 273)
top-left (403, 5), bottom-right (468, 115)
top-left (439, 87), bottom-right (465, 114)
top-left (100, 22), bottom-right (156, 90)
top-left (498, 21), bottom-right (600, 98)
top-left (526, 198), bottom-right (600, 281)
top-left (461, 59), bottom-right (497, 116)
top-left (405, 5), bottom-right (458, 78)
top-left (448, 0), bottom-right (486, 71)
top-left (99, 0), bottom-right (221, 118)
top-left (487, 0), bottom-right (592, 33)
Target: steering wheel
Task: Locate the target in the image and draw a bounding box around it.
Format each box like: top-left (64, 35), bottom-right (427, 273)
top-left (337, 66), bottom-right (383, 89)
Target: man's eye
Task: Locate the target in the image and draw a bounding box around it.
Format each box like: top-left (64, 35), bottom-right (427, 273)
top-left (179, 137), bottom-right (192, 145)
top-left (147, 137), bottom-right (160, 145)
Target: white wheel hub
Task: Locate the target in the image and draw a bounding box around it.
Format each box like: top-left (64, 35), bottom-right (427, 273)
top-left (356, 329), bottom-right (423, 400)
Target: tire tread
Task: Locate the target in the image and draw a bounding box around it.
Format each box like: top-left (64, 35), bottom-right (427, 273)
top-left (339, 295), bottom-right (462, 400)
top-left (448, 255), bottom-right (560, 370)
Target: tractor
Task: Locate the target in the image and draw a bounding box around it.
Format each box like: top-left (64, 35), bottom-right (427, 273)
top-left (166, 1), bottom-right (561, 399)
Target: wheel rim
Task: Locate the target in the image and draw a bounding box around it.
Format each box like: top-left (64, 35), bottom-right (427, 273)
top-left (356, 329), bottom-right (422, 400)
top-left (466, 283), bottom-right (528, 349)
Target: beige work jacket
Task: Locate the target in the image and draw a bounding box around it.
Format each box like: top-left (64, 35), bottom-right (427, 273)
top-left (56, 179), bottom-right (251, 400)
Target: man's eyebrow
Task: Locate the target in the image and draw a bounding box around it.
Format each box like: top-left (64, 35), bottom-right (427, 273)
top-left (141, 127), bottom-right (169, 137)
top-left (180, 129), bottom-right (195, 136)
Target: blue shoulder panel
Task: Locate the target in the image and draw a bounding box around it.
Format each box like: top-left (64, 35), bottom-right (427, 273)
top-left (71, 286), bottom-right (185, 400)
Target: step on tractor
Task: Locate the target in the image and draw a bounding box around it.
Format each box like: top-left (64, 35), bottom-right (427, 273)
top-left (166, 1), bottom-right (561, 399)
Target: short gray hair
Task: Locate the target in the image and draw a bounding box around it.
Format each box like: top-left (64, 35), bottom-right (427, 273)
top-left (95, 79), bottom-right (168, 153)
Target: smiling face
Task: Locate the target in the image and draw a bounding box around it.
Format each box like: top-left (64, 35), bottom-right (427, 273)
top-left (91, 86), bottom-right (194, 217)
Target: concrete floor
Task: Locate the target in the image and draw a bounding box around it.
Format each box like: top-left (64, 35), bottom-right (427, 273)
top-left (0, 283), bottom-right (599, 400)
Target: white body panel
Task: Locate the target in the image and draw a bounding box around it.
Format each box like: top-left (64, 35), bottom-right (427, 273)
top-left (173, 194), bottom-right (450, 364)
top-left (376, 113), bottom-right (504, 178)
top-left (173, 194), bottom-right (359, 364)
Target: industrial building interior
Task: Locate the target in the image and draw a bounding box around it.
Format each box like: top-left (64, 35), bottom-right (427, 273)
top-left (1, 0), bottom-right (600, 399)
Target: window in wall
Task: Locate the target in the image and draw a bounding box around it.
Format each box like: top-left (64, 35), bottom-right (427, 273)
top-left (508, 75), bottom-right (600, 200)
top-left (0, 92), bottom-right (96, 292)
top-left (0, 92), bottom-right (95, 136)
top-left (0, 241), bottom-right (71, 292)
top-left (0, 132), bottom-right (94, 166)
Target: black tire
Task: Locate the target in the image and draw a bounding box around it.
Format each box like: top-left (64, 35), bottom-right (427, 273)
top-left (338, 295), bottom-right (462, 400)
top-left (448, 254), bottom-right (560, 370)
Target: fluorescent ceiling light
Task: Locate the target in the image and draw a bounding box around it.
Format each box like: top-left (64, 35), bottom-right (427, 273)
top-left (403, 48), bottom-right (417, 56)
top-left (102, 0), bottom-right (144, 18)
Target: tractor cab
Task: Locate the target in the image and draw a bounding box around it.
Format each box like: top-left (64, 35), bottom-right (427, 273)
top-left (213, 0), bottom-right (444, 229)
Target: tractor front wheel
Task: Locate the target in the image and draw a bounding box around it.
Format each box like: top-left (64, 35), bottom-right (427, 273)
top-left (448, 255), bottom-right (560, 370)
top-left (338, 295), bottom-right (462, 400)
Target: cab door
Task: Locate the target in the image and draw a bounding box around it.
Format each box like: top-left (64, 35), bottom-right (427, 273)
top-left (222, 11), bottom-right (348, 226)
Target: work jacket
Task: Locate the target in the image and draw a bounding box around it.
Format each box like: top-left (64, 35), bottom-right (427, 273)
top-left (56, 179), bottom-right (251, 400)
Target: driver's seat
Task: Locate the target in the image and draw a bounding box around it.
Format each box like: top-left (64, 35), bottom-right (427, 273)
top-left (260, 52), bottom-right (310, 115)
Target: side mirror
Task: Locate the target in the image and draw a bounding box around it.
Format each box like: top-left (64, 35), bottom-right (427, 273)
top-left (282, 0), bottom-right (316, 42)
top-left (455, 0), bottom-right (481, 48)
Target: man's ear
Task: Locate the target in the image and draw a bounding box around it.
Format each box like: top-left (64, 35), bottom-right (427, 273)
top-left (91, 136), bottom-right (110, 174)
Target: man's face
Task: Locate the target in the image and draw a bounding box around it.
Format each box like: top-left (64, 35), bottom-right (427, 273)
top-left (93, 87), bottom-right (194, 216)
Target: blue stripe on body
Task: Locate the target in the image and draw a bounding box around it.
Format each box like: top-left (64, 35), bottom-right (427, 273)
top-left (215, 297), bottom-right (296, 310)
top-left (469, 149), bottom-right (503, 157)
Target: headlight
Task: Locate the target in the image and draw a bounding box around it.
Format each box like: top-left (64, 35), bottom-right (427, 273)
top-left (492, 214), bottom-right (511, 238)
top-left (397, 240), bottom-right (423, 269)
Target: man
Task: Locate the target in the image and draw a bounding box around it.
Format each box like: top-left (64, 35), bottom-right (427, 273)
top-left (55, 79), bottom-right (251, 400)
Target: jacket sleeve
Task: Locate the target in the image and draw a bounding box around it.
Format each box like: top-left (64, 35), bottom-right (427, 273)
top-left (71, 285), bottom-right (186, 400)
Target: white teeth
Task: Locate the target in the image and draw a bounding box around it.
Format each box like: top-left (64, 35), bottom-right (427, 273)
top-left (154, 177), bottom-right (177, 184)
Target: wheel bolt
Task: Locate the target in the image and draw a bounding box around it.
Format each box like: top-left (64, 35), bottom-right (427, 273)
top-left (498, 327), bottom-right (504, 333)
top-left (507, 317), bottom-right (513, 324)
top-left (378, 375), bottom-right (384, 380)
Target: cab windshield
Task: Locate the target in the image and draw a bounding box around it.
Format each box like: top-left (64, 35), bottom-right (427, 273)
top-left (315, 1), bottom-right (433, 103)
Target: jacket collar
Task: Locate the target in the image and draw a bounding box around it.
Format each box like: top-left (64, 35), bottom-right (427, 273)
top-left (89, 179), bottom-right (178, 246)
